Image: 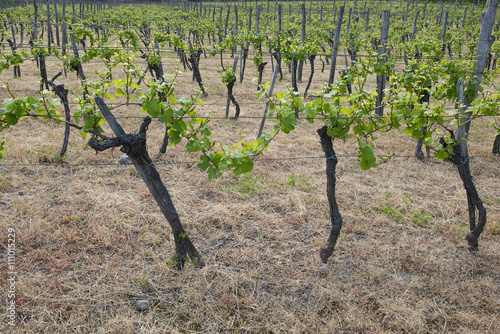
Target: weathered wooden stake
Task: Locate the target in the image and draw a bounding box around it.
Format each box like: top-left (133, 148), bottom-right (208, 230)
top-left (328, 6), bottom-right (345, 87)
top-left (376, 10), bottom-right (390, 116)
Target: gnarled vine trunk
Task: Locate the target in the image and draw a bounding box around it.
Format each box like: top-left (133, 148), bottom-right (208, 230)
top-left (446, 142), bottom-right (487, 250)
top-left (91, 99), bottom-right (204, 269)
top-left (317, 126), bottom-right (343, 264)
top-left (493, 133), bottom-right (500, 155)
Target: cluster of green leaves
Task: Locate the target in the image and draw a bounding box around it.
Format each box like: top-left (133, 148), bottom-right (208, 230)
top-left (0, 85), bottom-right (60, 128)
top-left (73, 100), bottom-right (105, 139)
top-left (139, 74), bottom-right (279, 180)
top-left (0, 85), bottom-right (61, 156)
top-left (220, 69), bottom-right (236, 85)
top-left (0, 49), bottom-right (29, 74)
top-left (260, 52), bottom-right (499, 170)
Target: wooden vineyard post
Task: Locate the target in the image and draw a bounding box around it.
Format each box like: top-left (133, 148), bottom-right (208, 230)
top-left (441, 11), bottom-right (448, 55)
top-left (376, 10), bottom-right (390, 116)
top-left (61, 0), bottom-right (67, 57)
top-left (9, 19), bottom-right (16, 48)
top-left (46, 0), bottom-right (52, 54)
top-left (460, 6), bottom-right (467, 33)
top-left (365, 8), bottom-right (370, 32)
top-left (254, 5), bottom-right (267, 90)
top-left (91, 98), bottom-right (205, 269)
top-left (298, 3), bottom-right (306, 83)
top-left (255, 4), bottom-right (262, 55)
top-left (411, 10), bottom-right (419, 41)
top-left (224, 5), bottom-right (230, 40)
top-left (274, 4), bottom-right (283, 80)
top-left (239, 7), bottom-right (252, 83)
top-left (437, 2), bottom-right (444, 24)
top-left (33, 0), bottom-right (38, 43)
top-left (328, 6), bottom-right (345, 88)
top-left (257, 62), bottom-right (279, 139)
top-left (231, 5), bottom-right (238, 58)
top-left (53, 0), bottom-right (60, 47)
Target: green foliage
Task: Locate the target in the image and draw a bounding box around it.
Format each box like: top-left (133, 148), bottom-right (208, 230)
top-left (73, 101), bottom-right (104, 139)
top-left (413, 210), bottom-right (433, 227)
top-left (138, 74), bottom-right (281, 180)
top-left (222, 173), bottom-right (262, 196)
top-left (0, 85), bottom-right (60, 130)
top-left (220, 69), bottom-right (236, 85)
top-left (378, 205), bottom-right (404, 222)
top-left (286, 173), bottom-right (312, 191)
top-left (0, 85), bottom-right (61, 155)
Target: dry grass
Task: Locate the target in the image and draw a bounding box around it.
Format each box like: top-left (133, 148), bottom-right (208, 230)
top-left (0, 50), bottom-right (499, 334)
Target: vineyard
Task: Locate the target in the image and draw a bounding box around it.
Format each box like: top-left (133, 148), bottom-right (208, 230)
top-left (0, 0), bottom-right (499, 333)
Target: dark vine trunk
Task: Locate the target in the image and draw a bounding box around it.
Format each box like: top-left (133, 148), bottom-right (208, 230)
top-left (91, 99), bottom-right (205, 269)
top-left (493, 133), bottom-right (500, 154)
top-left (226, 80), bottom-right (240, 120)
top-left (303, 54), bottom-right (316, 99)
top-left (415, 88), bottom-right (431, 160)
top-left (272, 52), bottom-right (283, 80)
top-left (6, 39), bottom-right (20, 77)
top-left (38, 53), bottom-right (48, 90)
top-left (317, 126), bottom-right (343, 264)
top-left (176, 47), bottom-right (188, 70)
top-left (446, 142), bottom-right (487, 251)
top-left (257, 61), bottom-right (268, 90)
top-left (188, 43), bottom-right (207, 96)
top-left (339, 70), bottom-right (352, 97)
top-left (47, 72), bottom-right (70, 160)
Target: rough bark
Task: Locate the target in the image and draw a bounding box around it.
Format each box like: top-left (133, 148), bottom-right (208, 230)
top-left (225, 57), bottom-right (240, 120)
top-left (317, 126), bottom-right (343, 264)
top-left (443, 140), bottom-right (487, 251)
top-left (376, 11), bottom-right (390, 116)
top-left (303, 54), bottom-right (316, 99)
top-left (415, 88), bottom-right (431, 160)
top-left (6, 39), bottom-right (20, 77)
top-left (188, 42), bottom-right (207, 96)
top-left (227, 82), bottom-right (240, 120)
top-left (493, 133), bottom-right (500, 154)
top-left (257, 61), bottom-right (268, 90)
top-left (328, 6), bottom-right (344, 88)
top-left (90, 103), bottom-right (205, 269)
top-left (38, 53), bottom-right (48, 90)
top-left (47, 72), bottom-right (70, 160)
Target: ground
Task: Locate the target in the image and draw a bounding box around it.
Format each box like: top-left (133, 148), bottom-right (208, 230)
top-left (0, 49), bottom-right (499, 333)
